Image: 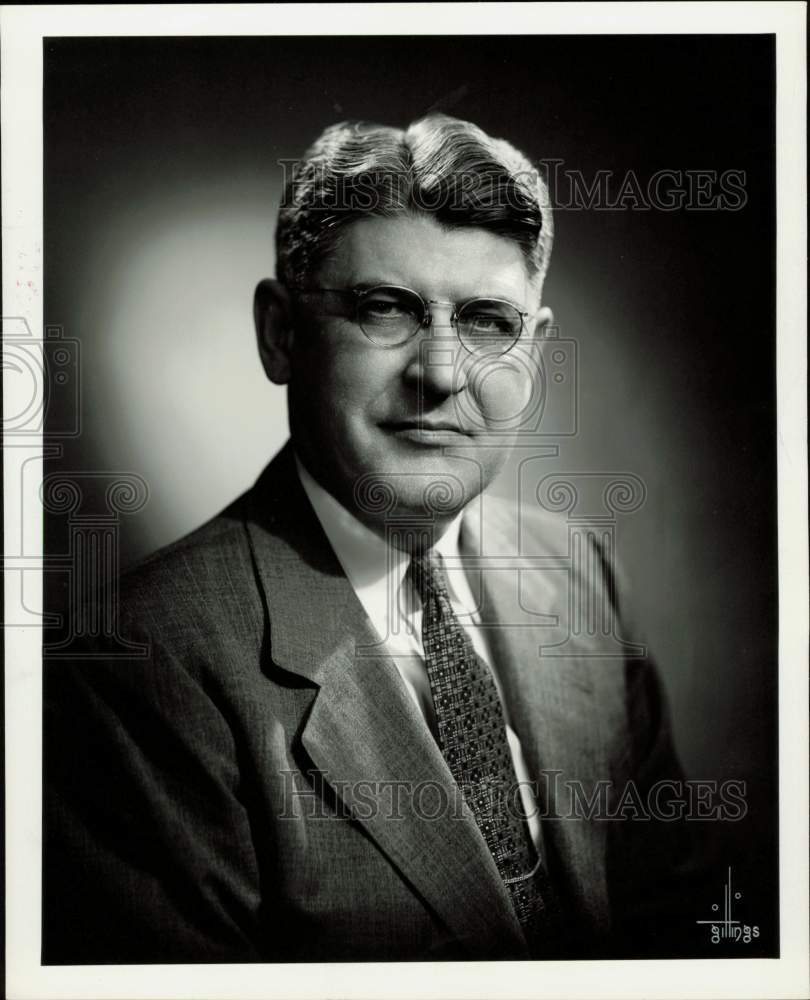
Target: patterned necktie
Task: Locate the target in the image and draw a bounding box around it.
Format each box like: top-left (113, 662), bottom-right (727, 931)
top-left (407, 549), bottom-right (560, 950)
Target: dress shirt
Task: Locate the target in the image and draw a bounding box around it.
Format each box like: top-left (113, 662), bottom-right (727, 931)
top-left (295, 456), bottom-right (542, 849)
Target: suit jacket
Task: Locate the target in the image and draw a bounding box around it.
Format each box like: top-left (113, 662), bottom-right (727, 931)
top-left (43, 443), bottom-right (708, 964)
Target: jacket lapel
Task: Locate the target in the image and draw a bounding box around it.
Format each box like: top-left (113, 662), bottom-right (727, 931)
top-left (243, 447), bottom-right (527, 958)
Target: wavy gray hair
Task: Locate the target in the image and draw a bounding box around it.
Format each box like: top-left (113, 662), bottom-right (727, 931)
top-left (276, 113), bottom-right (553, 296)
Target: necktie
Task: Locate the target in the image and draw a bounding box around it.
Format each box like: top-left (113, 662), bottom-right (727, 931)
top-left (407, 549), bottom-right (560, 950)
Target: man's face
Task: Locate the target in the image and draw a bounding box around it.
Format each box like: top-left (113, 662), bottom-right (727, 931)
top-left (284, 212), bottom-right (550, 529)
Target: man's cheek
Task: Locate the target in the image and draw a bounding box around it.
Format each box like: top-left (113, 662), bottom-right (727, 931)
top-left (467, 358), bottom-right (536, 430)
top-left (329, 346), bottom-right (391, 396)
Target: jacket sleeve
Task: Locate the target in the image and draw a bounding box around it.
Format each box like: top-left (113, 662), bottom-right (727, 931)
top-left (43, 625), bottom-right (265, 964)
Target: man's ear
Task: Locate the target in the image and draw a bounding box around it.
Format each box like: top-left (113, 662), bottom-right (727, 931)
top-left (254, 278), bottom-right (294, 385)
top-left (533, 305), bottom-right (554, 335)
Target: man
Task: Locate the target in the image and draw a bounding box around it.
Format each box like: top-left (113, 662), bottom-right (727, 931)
top-left (44, 114), bottom-right (704, 964)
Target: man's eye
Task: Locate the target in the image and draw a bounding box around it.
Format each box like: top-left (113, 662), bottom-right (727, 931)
top-left (365, 299), bottom-right (406, 317)
top-left (460, 300), bottom-right (522, 339)
top-left (466, 313), bottom-right (513, 335)
top-left (360, 294), bottom-right (418, 325)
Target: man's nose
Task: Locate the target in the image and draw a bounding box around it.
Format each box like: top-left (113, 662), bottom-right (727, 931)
top-left (403, 306), bottom-right (469, 396)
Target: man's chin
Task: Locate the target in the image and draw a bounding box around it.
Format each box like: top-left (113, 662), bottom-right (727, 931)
top-left (349, 453), bottom-right (488, 526)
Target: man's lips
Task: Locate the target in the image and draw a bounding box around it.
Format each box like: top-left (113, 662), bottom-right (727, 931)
top-left (385, 420), bottom-right (466, 432)
top-left (380, 419), bottom-right (473, 441)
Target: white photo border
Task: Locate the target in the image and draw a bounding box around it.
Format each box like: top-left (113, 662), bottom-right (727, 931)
top-left (2, 3), bottom-right (807, 998)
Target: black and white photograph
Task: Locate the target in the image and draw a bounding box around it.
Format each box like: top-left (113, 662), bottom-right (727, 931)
top-left (2, 4), bottom-right (807, 999)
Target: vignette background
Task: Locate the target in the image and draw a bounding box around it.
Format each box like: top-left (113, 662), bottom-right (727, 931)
top-left (43, 33), bottom-right (777, 951)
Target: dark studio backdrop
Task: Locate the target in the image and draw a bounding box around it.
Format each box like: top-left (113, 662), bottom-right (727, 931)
top-left (43, 34), bottom-right (777, 954)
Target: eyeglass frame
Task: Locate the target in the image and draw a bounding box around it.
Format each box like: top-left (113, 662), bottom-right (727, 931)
top-left (294, 284), bottom-right (536, 356)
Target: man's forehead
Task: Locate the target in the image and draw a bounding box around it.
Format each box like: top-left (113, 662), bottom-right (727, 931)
top-left (317, 212), bottom-right (537, 304)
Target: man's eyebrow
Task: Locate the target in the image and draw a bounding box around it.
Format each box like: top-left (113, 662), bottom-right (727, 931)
top-left (349, 278), bottom-right (398, 289)
top-left (347, 279), bottom-right (531, 308)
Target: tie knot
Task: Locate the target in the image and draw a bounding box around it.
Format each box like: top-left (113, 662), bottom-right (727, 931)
top-left (406, 550), bottom-right (450, 605)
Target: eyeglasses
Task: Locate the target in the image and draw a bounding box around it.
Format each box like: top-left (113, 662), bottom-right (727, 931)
top-left (296, 284), bottom-right (532, 356)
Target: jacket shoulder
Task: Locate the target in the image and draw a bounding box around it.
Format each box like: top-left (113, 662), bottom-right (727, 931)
top-left (115, 490), bottom-right (262, 649)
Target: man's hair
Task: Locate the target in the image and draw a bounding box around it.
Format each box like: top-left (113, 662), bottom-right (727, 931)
top-left (276, 113), bottom-right (553, 295)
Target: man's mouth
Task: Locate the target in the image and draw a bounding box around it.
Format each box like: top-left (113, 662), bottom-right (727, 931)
top-left (381, 419), bottom-right (472, 443)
